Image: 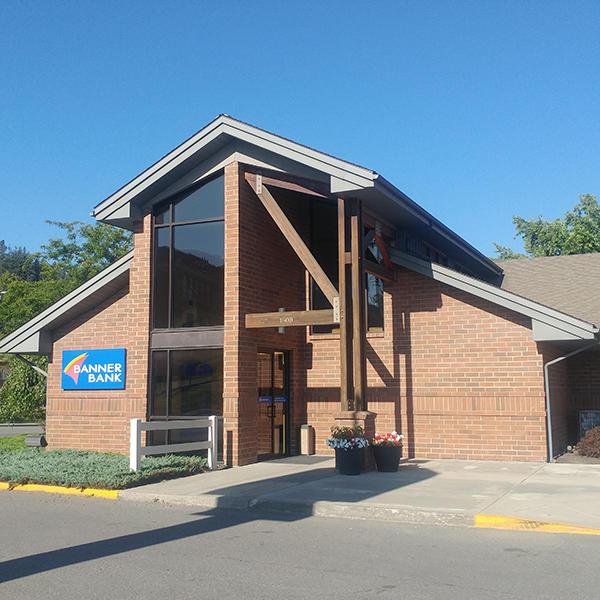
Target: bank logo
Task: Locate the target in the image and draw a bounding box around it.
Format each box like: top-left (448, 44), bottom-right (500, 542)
top-left (63, 352), bottom-right (89, 385)
top-left (61, 349), bottom-right (126, 390)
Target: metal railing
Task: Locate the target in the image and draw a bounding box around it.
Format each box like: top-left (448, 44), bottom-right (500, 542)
top-left (129, 416), bottom-right (222, 471)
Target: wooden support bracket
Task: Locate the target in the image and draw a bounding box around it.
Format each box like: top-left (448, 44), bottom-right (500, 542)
top-left (245, 173), bottom-right (339, 305)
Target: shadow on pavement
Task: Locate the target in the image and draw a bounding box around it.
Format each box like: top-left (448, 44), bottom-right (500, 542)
top-left (0, 460), bottom-right (436, 583)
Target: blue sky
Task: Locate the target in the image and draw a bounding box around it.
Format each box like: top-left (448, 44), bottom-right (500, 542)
top-left (1, 1), bottom-right (598, 257)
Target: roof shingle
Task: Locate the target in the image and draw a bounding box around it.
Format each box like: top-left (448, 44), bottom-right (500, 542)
top-left (498, 253), bottom-right (600, 327)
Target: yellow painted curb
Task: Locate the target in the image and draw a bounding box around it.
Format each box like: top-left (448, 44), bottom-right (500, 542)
top-left (475, 514), bottom-right (600, 536)
top-left (0, 481), bottom-right (118, 499)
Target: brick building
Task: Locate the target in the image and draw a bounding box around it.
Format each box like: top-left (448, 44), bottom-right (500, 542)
top-left (1, 115), bottom-right (598, 463)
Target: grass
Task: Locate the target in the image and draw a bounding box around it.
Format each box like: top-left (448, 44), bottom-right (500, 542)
top-left (0, 434), bottom-right (29, 451)
top-left (0, 448), bottom-right (208, 490)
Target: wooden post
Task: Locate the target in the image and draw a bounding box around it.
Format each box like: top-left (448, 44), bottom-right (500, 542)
top-left (338, 198), bottom-right (353, 411)
top-left (350, 200), bottom-right (367, 412)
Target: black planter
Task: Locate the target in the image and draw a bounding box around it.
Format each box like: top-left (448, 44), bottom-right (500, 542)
top-left (373, 445), bottom-right (402, 472)
top-left (335, 447), bottom-right (363, 475)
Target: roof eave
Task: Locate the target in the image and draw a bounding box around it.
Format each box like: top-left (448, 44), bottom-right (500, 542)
top-left (389, 248), bottom-right (599, 342)
top-left (0, 251), bottom-right (134, 354)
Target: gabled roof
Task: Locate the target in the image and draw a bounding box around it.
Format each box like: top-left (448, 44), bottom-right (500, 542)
top-left (0, 251), bottom-right (133, 354)
top-left (499, 253), bottom-right (600, 328)
top-left (389, 249), bottom-right (599, 342)
top-left (93, 114), bottom-right (502, 282)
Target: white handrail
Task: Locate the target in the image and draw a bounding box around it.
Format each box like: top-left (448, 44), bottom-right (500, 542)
top-left (129, 416), bottom-right (222, 471)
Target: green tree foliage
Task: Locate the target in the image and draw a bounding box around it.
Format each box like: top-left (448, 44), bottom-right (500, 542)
top-left (0, 240), bottom-right (41, 281)
top-left (40, 220), bottom-right (132, 285)
top-left (0, 355), bottom-right (47, 422)
top-left (495, 194), bottom-right (600, 259)
top-left (0, 272), bottom-right (73, 338)
top-left (0, 221), bottom-right (133, 423)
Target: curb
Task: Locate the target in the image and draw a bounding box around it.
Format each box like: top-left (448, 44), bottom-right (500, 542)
top-left (4, 482), bottom-right (599, 536)
top-left (0, 481), bottom-right (119, 499)
top-left (248, 497), bottom-right (472, 526)
top-left (474, 514), bottom-right (600, 536)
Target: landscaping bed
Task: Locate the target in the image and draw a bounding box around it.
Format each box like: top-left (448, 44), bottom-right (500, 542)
top-left (0, 448), bottom-right (207, 490)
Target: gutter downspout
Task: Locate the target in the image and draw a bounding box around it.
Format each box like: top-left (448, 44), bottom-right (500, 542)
top-left (14, 354), bottom-right (48, 379)
top-left (544, 342), bottom-right (599, 462)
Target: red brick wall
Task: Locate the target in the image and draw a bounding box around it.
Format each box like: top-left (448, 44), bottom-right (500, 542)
top-left (306, 268), bottom-right (549, 461)
top-left (223, 165), bottom-right (308, 465)
top-left (43, 163), bottom-right (562, 464)
top-left (46, 214), bottom-right (152, 453)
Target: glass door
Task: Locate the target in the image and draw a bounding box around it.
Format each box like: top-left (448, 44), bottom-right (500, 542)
top-left (257, 351), bottom-right (289, 459)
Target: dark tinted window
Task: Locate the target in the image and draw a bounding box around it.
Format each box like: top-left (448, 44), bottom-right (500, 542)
top-left (153, 171), bottom-right (224, 329)
top-left (173, 174), bottom-right (224, 223)
top-left (150, 351), bottom-right (168, 417)
top-left (153, 227), bottom-right (170, 328)
top-left (169, 349), bottom-right (223, 417)
top-left (366, 273), bottom-right (384, 331)
top-left (172, 222), bottom-right (224, 328)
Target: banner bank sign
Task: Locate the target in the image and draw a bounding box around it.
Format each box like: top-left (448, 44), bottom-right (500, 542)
top-left (61, 349), bottom-right (126, 390)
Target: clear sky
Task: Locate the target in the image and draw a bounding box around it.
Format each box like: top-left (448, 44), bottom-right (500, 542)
top-left (1, 1), bottom-right (599, 257)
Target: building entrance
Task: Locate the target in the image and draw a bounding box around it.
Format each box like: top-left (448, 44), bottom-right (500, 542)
top-left (257, 351), bottom-right (289, 459)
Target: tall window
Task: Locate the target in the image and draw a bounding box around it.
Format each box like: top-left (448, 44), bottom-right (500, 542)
top-left (310, 199), bottom-right (385, 333)
top-left (153, 172), bottom-right (224, 329)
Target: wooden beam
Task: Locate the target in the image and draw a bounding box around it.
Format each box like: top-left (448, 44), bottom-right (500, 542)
top-left (350, 202), bottom-right (367, 412)
top-left (246, 309), bottom-right (336, 329)
top-left (260, 175), bottom-right (330, 199)
top-left (375, 234), bottom-right (394, 271)
top-left (364, 258), bottom-right (394, 283)
top-left (338, 197), bottom-right (352, 411)
top-left (245, 173), bottom-right (339, 305)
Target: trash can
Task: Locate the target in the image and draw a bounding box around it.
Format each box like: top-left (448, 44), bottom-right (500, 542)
top-left (300, 424), bottom-right (315, 455)
top-left (273, 425), bottom-right (283, 454)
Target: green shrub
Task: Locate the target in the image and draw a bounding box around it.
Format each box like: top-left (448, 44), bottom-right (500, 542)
top-left (0, 355), bottom-right (47, 423)
top-left (0, 449), bottom-right (207, 489)
top-left (575, 426), bottom-right (600, 458)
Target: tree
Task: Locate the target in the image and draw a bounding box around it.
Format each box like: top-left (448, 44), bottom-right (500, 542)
top-left (494, 194), bottom-right (600, 259)
top-left (0, 221), bottom-right (133, 423)
top-left (0, 240), bottom-right (41, 281)
top-left (40, 220), bottom-right (132, 285)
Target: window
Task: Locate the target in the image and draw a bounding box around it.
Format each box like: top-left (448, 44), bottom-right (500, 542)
top-left (149, 348), bottom-right (223, 452)
top-left (152, 172), bottom-right (224, 329)
top-left (309, 199), bottom-right (385, 333)
top-left (150, 349), bottom-right (223, 418)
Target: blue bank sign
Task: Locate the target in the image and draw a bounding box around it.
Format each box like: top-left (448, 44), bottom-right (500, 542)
top-left (61, 349), bottom-right (126, 390)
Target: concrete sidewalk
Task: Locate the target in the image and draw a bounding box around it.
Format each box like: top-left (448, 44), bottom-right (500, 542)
top-left (119, 456), bottom-right (600, 532)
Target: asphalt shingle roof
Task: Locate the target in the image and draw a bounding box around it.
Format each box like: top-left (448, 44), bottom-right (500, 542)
top-left (498, 253), bottom-right (600, 327)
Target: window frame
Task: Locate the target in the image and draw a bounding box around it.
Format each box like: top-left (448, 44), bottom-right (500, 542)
top-left (152, 171), bottom-right (225, 331)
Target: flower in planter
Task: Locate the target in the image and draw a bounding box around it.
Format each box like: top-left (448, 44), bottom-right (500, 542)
top-left (326, 424), bottom-right (369, 450)
top-left (372, 431), bottom-right (404, 447)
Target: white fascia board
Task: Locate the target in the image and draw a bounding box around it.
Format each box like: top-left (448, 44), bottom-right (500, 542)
top-left (389, 249), bottom-right (599, 341)
top-left (220, 120), bottom-right (375, 190)
top-left (0, 252), bottom-right (133, 354)
top-left (94, 115), bottom-right (377, 223)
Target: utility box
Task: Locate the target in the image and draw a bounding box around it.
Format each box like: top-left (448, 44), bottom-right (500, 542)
top-left (300, 424), bottom-right (315, 455)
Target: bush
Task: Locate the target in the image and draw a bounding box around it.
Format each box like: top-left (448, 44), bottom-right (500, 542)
top-left (575, 426), bottom-right (600, 458)
top-left (0, 355), bottom-right (47, 422)
top-left (0, 449), bottom-right (207, 489)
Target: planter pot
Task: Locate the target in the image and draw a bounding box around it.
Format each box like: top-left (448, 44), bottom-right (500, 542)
top-left (373, 445), bottom-right (402, 472)
top-left (335, 447), bottom-right (363, 475)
